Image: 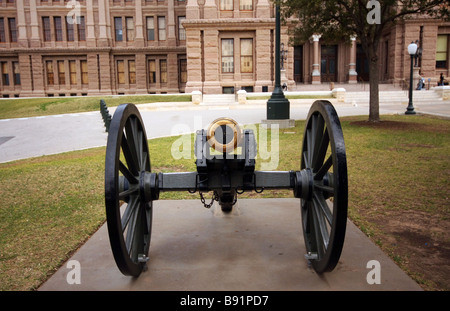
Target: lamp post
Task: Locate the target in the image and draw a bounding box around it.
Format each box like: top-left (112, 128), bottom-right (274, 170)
top-left (266, 5), bottom-right (290, 121)
top-left (406, 41), bottom-right (417, 115)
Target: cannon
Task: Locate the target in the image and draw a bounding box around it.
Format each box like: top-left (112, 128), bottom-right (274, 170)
top-left (104, 100), bottom-right (348, 277)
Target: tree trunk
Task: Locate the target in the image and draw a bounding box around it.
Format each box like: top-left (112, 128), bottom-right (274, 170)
top-left (368, 55), bottom-right (380, 122)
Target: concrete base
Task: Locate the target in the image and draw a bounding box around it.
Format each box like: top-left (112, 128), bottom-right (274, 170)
top-left (261, 119), bottom-right (295, 129)
top-left (39, 199), bottom-right (422, 291)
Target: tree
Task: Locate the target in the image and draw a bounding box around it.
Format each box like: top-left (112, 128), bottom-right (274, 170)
top-left (280, 0), bottom-right (450, 122)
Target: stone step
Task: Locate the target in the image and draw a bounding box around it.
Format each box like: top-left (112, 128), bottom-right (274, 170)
top-left (202, 94), bottom-right (236, 105)
top-left (345, 90), bottom-right (442, 103)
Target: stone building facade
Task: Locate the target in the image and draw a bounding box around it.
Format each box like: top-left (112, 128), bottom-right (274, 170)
top-left (0, 0), bottom-right (449, 98)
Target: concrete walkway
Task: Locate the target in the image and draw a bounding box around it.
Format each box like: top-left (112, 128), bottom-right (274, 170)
top-left (39, 199), bottom-right (422, 291)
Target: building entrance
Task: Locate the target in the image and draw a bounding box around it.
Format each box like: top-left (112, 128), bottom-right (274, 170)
top-left (321, 45), bottom-right (337, 82)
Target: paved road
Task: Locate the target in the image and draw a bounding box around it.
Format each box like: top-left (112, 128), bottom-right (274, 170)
top-left (0, 99), bottom-right (448, 163)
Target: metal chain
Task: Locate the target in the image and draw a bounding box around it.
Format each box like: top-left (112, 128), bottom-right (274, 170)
top-left (199, 191), bottom-right (218, 209)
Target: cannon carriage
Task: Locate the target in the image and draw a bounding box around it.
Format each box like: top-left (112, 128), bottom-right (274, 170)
top-left (104, 100), bottom-right (348, 277)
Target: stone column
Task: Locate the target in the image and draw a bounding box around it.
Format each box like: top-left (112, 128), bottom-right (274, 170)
top-left (135, 53), bottom-right (147, 93)
top-left (186, 0), bottom-right (200, 19)
top-left (348, 36), bottom-right (358, 83)
top-left (255, 28), bottom-right (272, 92)
top-left (29, 0), bottom-right (41, 47)
top-left (256, 0), bottom-right (271, 18)
top-left (16, 0), bottom-right (28, 47)
top-left (86, 0), bottom-right (96, 47)
top-left (311, 34), bottom-right (321, 84)
top-left (97, 0), bottom-right (109, 46)
top-left (167, 0), bottom-right (177, 45)
top-left (203, 28), bottom-right (221, 94)
top-left (134, 0), bottom-right (145, 47)
top-left (185, 28), bottom-right (203, 93)
top-left (204, 0), bottom-right (218, 19)
top-left (30, 54), bottom-right (45, 96)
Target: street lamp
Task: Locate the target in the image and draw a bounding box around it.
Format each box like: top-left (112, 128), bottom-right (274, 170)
top-left (266, 5), bottom-right (290, 121)
top-left (406, 41), bottom-right (417, 115)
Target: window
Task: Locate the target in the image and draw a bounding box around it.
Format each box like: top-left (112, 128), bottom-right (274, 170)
top-left (240, 0), bottom-right (252, 10)
top-left (81, 60), bottom-right (88, 84)
top-left (240, 39), bottom-right (253, 73)
top-left (1, 62), bottom-right (9, 86)
top-left (220, 0), bottom-right (233, 10)
top-left (13, 61), bottom-right (20, 85)
top-left (78, 16), bottom-right (86, 41)
top-left (43, 17), bottom-right (51, 41)
top-left (148, 60), bottom-right (156, 83)
top-left (57, 60), bottom-right (65, 84)
top-left (436, 35), bottom-right (448, 69)
top-left (117, 60), bottom-right (125, 84)
top-left (160, 59), bottom-right (167, 83)
top-left (126, 17), bottom-right (134, 41)
top-left (46, 61), bottom-right (54, 85)
top-left (66, 17), bottom-right (74, 41)
top-left (69, 60), bottom-right (77, 85)
top-left (146, 17), bottom-right (155, 41)
top-left (221, 39), bottom-right (234, 73)
top-left (0, 18), bottom-right (5, 42)
top-left (128, 60), bottom-right (136, 84)
top-left (178, 16), bottom-right (185, 41)
top-left (158, 17), bottom-right (166, 41)
top-left (114, 17), bottom-right (123, 41)
top-left (8, 18), bottom-right (17, 42)
top-left (81, 61), bottom-right (88, 84)
top-left (54, 17), bottom-right (63, 41)
top-left (179, 59), bottom-right (187, 83)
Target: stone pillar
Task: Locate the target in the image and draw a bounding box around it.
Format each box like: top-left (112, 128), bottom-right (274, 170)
top-left (255, 28), bottom-right (272, 92)
top-left (30, 54), bottom-right (45, 96)
top-left (256, 0), bottom-right (271, 18)
top-left (134, 0), bottom-right (145, 47)
top-left (311, 34), bottom-right (321, 84)
top-left (29, 0), bottom-right (41, 47)
top-left (87, 53), bottom-right (100, 94)
top-left (135, 53), bottom-right (147, 93)
top-left (167, 0), bottom-right (177, 45)
top-left (348, 36), bottom-right (358, 83)
top-left (186, 0), bottom-right (200, 19)
top-left (98, 52), bottom-right (112, 94)
top-left (86, 0), bottom-right (96, 46)
top-left (16, 0), bottom-right (28, 47)
top-left (167, 53), bottom-right (179, 92)
top-left (17, 54), bottom-right (33, 96)
top-left (204, 0), bottom-right (218, 19)
top-left (203, 28), bottom-right (221, 94)
top-left (97, 0), bottom-right (109, 46)
top-left (185, 28), bottom-right (203, 93)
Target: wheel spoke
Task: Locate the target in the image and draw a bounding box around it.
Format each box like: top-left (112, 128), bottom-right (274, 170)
top-left (121, 196), bottom-right (139, 232)
top-left (313, 192), bottom-right (332, 225)
top-left (314, 182), bottom-right (334, 195)
top-left (315, 155), bottom-right (333, 181)
top-left (119, 160), bottom-right (138, 184)
top-left (121, 136), bottom-right (139, 176)
top-left (125, 201), bottom-right (140, 255)
top-left (312, 128), bottom-right (329, 172)
top-left (311, 201), bottom-right (329, 258)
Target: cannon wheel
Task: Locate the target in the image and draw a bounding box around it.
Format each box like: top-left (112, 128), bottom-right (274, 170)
top-left (105, 103), bottom-right (152, 277)
top-left (301, 100), bottom-right (348, 273)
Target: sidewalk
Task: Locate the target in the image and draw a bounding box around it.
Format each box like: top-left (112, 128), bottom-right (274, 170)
top-left (39, 198), bottom-right (423, 291)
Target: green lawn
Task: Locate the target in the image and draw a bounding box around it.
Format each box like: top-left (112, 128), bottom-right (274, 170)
top-left (0, 94), bottom-right (191, 120)
top-left (0, 114), bottom-right (448, 290)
